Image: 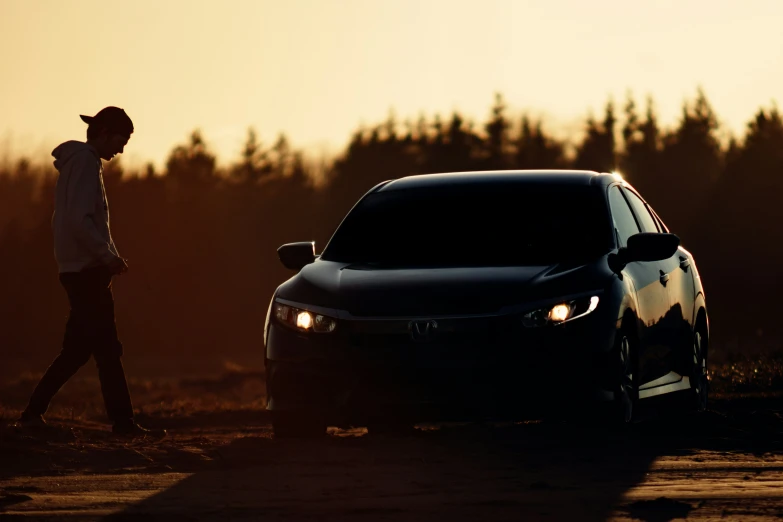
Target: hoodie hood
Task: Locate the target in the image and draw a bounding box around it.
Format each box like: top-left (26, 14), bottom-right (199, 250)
top-left (52, 141), bottom-right (99, 172)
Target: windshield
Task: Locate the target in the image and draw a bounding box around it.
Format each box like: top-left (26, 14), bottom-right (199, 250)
top-left (321, 182), bottom-right (612, 267)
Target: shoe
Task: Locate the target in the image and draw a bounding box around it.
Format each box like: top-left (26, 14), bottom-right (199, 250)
top-left (13, 412), bottom-right (75, 441)
top-left (112, 421), bottom-right (167, 439)
top-left (15, 412), bottom-right (48, 429)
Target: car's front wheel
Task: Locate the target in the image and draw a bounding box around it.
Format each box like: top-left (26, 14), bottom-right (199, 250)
top-left (272, 411), bottom-right (326, 439)
top-left (615, 331), bottom-right (639, 424)
top-left (689, 325), bottom-right (709, 412)
top-left (365, 419), bottom-right (415, 436)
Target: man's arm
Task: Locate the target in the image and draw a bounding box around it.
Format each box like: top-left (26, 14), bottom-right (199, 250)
top-left (63, 151), bottom-right (120, 266)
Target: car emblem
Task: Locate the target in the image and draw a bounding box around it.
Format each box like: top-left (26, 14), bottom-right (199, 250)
top-left (408, 320), bottom-right (438, 342)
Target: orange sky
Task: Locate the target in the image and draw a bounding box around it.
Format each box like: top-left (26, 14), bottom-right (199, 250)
top-left (2, 0), bottom-right (782, 170)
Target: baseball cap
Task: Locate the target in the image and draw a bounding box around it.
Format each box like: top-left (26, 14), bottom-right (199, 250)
top-left (80, 107), bottom-right (134, 136)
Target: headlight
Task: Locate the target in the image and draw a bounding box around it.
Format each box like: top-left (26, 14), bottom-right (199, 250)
top-left (522, 296), bottom-right (599, 327)
top-left (274, 302), bottom-right (337, 333)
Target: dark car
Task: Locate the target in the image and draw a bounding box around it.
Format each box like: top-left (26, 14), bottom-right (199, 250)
top-left (264, 170), bottom-right (709, 437)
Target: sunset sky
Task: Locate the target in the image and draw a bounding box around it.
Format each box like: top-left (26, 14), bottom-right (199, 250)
top-left (2, 0), bottom-right (782, 170)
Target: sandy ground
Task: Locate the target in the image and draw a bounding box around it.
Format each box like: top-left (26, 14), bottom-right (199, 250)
top-left (2, 395), bottom-right (783, 522)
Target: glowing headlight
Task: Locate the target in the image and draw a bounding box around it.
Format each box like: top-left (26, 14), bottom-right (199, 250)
top-left (548, 304), bottom-right (571, 322)
top-left (296, 311), bottom-right (313, 330)
top-left (523, 296), bottom-right (599, 327)
top-left (274, 302), bottom-right (337, 333)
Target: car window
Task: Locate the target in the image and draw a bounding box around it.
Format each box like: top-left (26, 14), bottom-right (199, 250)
top-left (321, 183), bottom-right (613, 267)
top-left (607, 186), bottom-right (640, 247)
top-left (623, 189), bottom-right (660, 233)
top-left (649, 206), bottom-right (670, 233)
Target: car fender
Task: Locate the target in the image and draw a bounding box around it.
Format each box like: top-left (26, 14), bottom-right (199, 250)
top-left (264, 291), bottom-right (279, 355)
top-left (597, 272), bottom-right (640, 355)
top-left (693, 291), bottom-right (708, 335)
top-left (614, 272), bottom-right (640, 332)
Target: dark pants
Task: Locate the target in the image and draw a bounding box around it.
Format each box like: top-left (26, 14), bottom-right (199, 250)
top-left (24, 266), bottom-right (134, 425)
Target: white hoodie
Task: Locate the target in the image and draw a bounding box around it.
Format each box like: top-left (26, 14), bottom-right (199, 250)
top-left (51, 141), bottom-right (120, 273)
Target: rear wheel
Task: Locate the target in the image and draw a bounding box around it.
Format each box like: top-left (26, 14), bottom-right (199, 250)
top-left (272, 411), bottom-right (326, 439)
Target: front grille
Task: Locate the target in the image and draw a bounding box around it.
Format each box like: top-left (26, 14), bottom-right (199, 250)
top-left (346, 295), bottom-right (504, 317)
top-left (340, 315), bottom-right (522, 365)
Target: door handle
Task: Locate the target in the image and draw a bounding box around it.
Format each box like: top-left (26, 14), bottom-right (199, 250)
top-left (659, 270), bottom-right (669, 286)
top-left (679, 256), bottom-right (690, 272)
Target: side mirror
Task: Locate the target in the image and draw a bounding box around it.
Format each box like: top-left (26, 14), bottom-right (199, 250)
top-left (277, 242), bottom-right (316, 271)
top-left (609, 233), bottom-right (680, 272)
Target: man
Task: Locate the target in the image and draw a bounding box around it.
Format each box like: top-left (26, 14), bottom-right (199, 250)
top-left (17, 107), bottom-right (165, 438)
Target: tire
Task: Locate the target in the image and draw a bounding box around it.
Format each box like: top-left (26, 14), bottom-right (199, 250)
top-left (364, 410), bottom-right (415, 436)
top-left (272, 411), bottom-right (326, 439)
top-left (689, 324), bottom-right (709, 412)
top-left (365, 420), bottom-right (415, 436)
top-left (614, 330), bottom-right (639, 424)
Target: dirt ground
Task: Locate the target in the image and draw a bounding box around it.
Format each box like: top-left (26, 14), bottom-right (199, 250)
top-left (1, 398), bottom-right (783, 520)
top-left (2, 363), bottom-right (783, 521)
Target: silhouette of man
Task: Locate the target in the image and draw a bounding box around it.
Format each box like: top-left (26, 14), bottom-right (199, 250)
top-left (17, 107), bottom-right (165, 438)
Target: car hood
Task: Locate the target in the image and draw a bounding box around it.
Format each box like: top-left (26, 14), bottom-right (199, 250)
top-left (276, 258), bottom-right (610, 317)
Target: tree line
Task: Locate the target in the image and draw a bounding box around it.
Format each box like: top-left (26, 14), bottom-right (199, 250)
top-left (1, 89), bottom-right (780, 370)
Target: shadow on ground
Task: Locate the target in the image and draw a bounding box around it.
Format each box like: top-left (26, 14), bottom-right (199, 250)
top-left (1, 395), bottom-right (781, 521)
top-left (100, 423), bottom-right (657, 521)
top-left (97, 396), bottom-right (783, 522)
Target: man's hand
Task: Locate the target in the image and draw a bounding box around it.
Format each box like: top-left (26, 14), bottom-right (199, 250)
top-left (108, 256), bottom-right (129, 276)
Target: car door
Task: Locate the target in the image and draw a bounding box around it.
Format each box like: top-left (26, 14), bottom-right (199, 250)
top-left (624, 188), bottom-right (696, 379)
top-left (607, 185), bottom-right (671, 386)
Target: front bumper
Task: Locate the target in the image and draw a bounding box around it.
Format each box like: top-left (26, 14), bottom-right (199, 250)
top-left (265, 311), bottom-right (619, 424)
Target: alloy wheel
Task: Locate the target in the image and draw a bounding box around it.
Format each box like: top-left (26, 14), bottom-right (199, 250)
top-left (691, 331), bottom-right (708, 411)
top-left (618, 335), bottom-right (636, 423)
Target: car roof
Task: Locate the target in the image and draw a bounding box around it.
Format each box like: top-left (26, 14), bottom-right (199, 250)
top-left (376, 170), bottom-right (620, 192)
